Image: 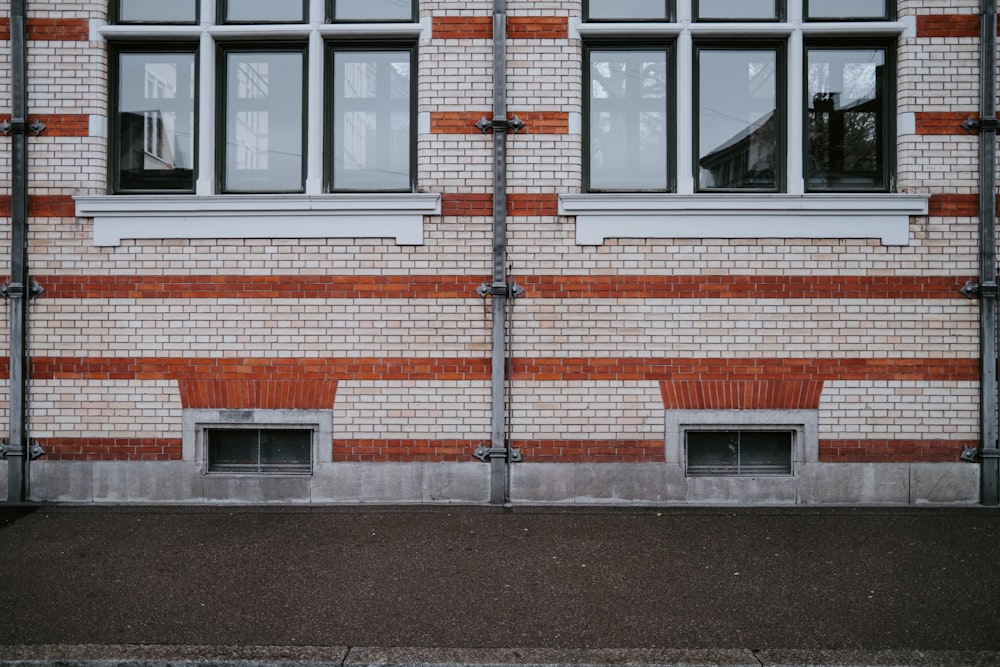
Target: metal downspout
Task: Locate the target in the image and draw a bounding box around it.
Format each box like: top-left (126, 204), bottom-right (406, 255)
top-left (5, 0), bottom-right (31, 502)
top-left (979, 0), bottom-right (999, 506)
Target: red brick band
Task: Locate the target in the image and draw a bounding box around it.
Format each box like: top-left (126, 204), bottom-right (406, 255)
top-left (431, 111), bottom-right (569, 135)
top-left (432, 16), bottom-right (568, 40)
top-left (180, 379), bottom-right (338, 410)
top-left (916, 14), bottom-right (982, 39)
top-left (26, 18), bottom-right (91, 41)
top-left (818, 439), bottom-right (975, 463)
top-left (0, 195), bottom-right (77, 218)
top-left (660, 380), bottom-right (824, 411)
top-left (44, 437), bottom-right (182, 461)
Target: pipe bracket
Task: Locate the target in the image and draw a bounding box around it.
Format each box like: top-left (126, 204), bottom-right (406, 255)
top-left (476, 281), bottom-right (525, 299)
top-left (475, 114), bottom-right (526, 134)
top-left (961, 280), bottom-right (998, 299)
top-left (472, 443), bottom-right (522, 463)
top-left (962, 115), bottom-right (999, 133)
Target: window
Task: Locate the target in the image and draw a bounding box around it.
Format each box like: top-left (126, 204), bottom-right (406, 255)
top-left (585, 0), bottom-right (672, 21)
top-left (220, 47), bottom-right (307, 193)
top-left (106, 0), bottom-right (418, 195)
top-left (328, 47), bottom-right (415, 192)
top-left (110, 46), bottom-right (197, 193)
top-left (806, 43), bottom-right (893, 191)
top-left (805, 0), bottom-right (893, 21)
top-left (586, 45), bottom-right (671, 192)
top-left (206, 428), bottom-right (312, 474)
top-left (685, 430), bottom-right (794, 476)
top-left (694, 0), bottom-right (782, 21)
top-left (696, 43), bottom-right (783, 191)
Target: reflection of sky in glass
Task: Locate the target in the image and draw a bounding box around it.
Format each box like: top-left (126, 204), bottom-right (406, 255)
top-left (334, 0), bottom-right (412, 20)
top-left (120, 54), bottom-right (195, 169)
top-left (119, 0), bottom-right (196, 22)
top-left (808, 50), bottom-right (882, 109)
top-left (698, 0), bottom-right (775, 19)
top-left (588, 0), bottom-right (668, 20)
top-left (807, 0), bottom-right (886, 18)
top-left (699, 50), bottom-right (776, 155)
top-left (227, 0), bottom-right (304, 22)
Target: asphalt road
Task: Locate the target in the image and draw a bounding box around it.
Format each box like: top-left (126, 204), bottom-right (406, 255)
top-left (0, 504), bottom-right (998, 663)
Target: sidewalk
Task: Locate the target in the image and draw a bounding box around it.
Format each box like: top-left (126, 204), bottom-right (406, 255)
top-left (1, 505), bottom-right (998, 667)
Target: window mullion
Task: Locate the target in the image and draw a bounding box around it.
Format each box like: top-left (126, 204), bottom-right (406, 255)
top-left (676, 29), bottom-right (694, 194)
top-left (196, 29), bottom-right (216, 195)
top-left (306, 29), bottom-right (324, 194)
top-left (787, 28), bottom-right (804, 194)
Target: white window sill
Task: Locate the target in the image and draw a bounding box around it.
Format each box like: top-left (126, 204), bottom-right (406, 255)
top-left (74, 193), bottom-right (441, 247)
top-left (558, 193), bottom-right (930, 246)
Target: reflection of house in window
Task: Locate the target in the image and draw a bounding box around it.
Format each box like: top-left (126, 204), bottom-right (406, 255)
top-left (235, 61), bottom-right (271, 172)
top-left (699, 112), bottom-right (777, 190)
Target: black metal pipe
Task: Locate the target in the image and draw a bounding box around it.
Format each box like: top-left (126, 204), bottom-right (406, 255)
top-left (6, 0), bottom-right (31, 502)
top-left (978, 0), bottom-right (999, 505)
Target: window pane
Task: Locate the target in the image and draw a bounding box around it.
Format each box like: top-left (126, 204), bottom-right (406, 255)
top-left (686, 432), bottom-right (738, 476)
top-left (738, 431), bottom-right (793, 475)
top-left (807, 48), bottom-right (887, 190)
top-left (806, 0), bottom-right (888, 19)
top-left (587, 0), bottom-right (670, 20)
top-left (332, 51), bottom-right (412, 191)
top-left (207, 429), bottom-right (311, 473)
top-left (225, 0), bottom-right (305, 22)
top-left (224, 51), bottom-right (304, 193)
top-left (116, 52), bottom-right (196, 192)
top-left (697, 0), bottom-right (777, 20)
top-left (589, 50), bottom-right (669, 191)
top-left (259, 430), bottom-right (312, 469)
top-left (687, 430), bottom-right (793, 476)
top-left (698, 49), bottom-right (779, 190)
top-left (208, 430), bottom-right (260, 468)
top-left (333, 0), bottom-right (414, 21)
top-left (118, 0), bottom-right (196, 22)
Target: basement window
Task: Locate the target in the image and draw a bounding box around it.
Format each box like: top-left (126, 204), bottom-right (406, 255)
top-left (206, 427), bottom-right (312, 474)
top-left (685, 429), bottom-right (794, 476)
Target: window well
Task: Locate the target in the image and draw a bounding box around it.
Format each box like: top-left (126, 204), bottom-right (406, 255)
top-left (206, 428), bottom-right (312, 474)
top-left (685, 430), bottom-right (793, 476)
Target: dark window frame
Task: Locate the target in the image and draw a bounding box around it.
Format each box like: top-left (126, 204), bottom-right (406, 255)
top-left (111, 0), bottom-right (199, 24)
top-left (583, 39), bottom-right (676, 193)
top-left (583, 0), bottom-right (674, 23)
top-left (108, 42), bottom-right (200, 194)
top-left (685, 429), bottom-right (795, 477)
top-left (216, 42), bottom-right (310, 194)
top-left (205, 426), bottom-right (314, 475)
top-left (804, 38), bottom-right (895, 193)
top-left (325, 41), bottom-right (418, 193)
top-left (327, 0), bottom-right (418, 23)
top-left (804, 0), bottom-right (895, 22)
top-left (218, 0), bottom-right (309, 25)
top-left (693, 39), bottom-right (787, 193)
top-left (693, 0), bottom-right (784, 22)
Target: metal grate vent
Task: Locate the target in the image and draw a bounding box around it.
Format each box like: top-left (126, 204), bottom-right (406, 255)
top-left (206, 428), bottom-right (312, 474)
top-left (685, 430), bottom-right (793, 477)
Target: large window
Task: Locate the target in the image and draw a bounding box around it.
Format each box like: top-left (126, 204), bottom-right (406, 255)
top-left (581, 0), bottom-right (897, 195)
top-left (107, 0), bottom-right (417, 195)
top-left (206, 428), bottom-right (313, 475)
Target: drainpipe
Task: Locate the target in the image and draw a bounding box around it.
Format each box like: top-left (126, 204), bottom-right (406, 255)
top-left (473, 0), bottom-right (525, 504)
top-left (3, 0), bottom-right (32, 501)
top-left (978, 0), bottom-right (999, 505)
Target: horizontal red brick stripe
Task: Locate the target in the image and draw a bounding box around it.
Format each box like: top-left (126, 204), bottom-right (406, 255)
top-left (514, 439), bottom-right (664, 463)
top-left (0, 195), bottom-right (76, 218)
top-left (17, 356), bottom-right (975, 383)
top-left (439, 193), bottom-right (559, 217)
top-left (660, 380), bottom-right (824, 410)
top-left (507, 16), bottom-right (569, 39)
top-left (916, 14), bottom-right (981, 39)
top-left (180, 379), bottom-right (338, 410)
top-left (0, 18), bottom-right (9, 40)
top-left (916, 112), bottom-right (979, 135)
top-left (27, 18), bottom-right (90, 41)
top-left (27, 357), bottom-right (492, 382)
top-left (335, 439), bottom-right (476, 462)
top-left (433, 16), bottom-right (492, 39)
top-left (44, 438), bottom-right (182, 461)
top-left (928, 193), bottom-right (982, 218)
top-left (819, 439), bottom-right (976, 463)
top-left (431, 111), bottom-right (570, 134)
top-left (37, 274), bottom-right (970, 300)
top-left (512, 357), bottom-right (979, 383)
top-left (32, 114), bottom-right (90, 137)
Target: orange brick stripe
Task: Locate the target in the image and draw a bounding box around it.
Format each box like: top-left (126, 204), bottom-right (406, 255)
top-left (180, 379), bottom-right (338, 410)
top-left (0, 195), bottom-right (77, 218)
top-left (32, 114), bottom-right (90, 137)
top-left (514, 439), bottom-right (664, 463)
top-left (916, 14), bottom-right (982, 39)
top-left (431, 111), bottom-right (570, 135)
top-left (38, 274), bottom-right (969, 300)
top-left (335, 439), bottom-right (476, 462)
top-left (507, 16), bottom-right (569, 40)
top-left (432, 16), bottom-right (492, 39)
top-left (0, 18), bottom-right (8, 41)
top-left (928, 194), bottom-right (985, 218)
top-left (44, 437), bottom-right (183, 462)
top-left (819, 439), bottom-right (976, 463)
top-left (27, 18), bottom-right (91, 41)
top-left (916, 112), bottom-right (979, 135)
top-left (660, 380), bottom-right (824, 411)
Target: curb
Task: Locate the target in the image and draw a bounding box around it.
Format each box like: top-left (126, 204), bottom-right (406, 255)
top-left (2, 646), bottom-right (999, 667)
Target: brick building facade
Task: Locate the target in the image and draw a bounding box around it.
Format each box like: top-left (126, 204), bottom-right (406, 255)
top-left (0, 0), bottom-right (995, 504)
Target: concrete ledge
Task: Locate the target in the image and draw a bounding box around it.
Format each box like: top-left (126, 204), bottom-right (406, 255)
top-left (1, 646), bottom-right (998, 667)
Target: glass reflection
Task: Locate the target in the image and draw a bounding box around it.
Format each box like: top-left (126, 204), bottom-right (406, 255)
top-left (225, 0), bottom-right (305, 22)
top-left (118, 0), bottom-right (196, 22)
top-left (587, 0), bottom-right (669, 20)
top-left (697, 0), bottom-right (777, 20)
top-left (806, 0), bottom-right (888, 19)
top-left (333, 0), bottom-right (413, 21)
